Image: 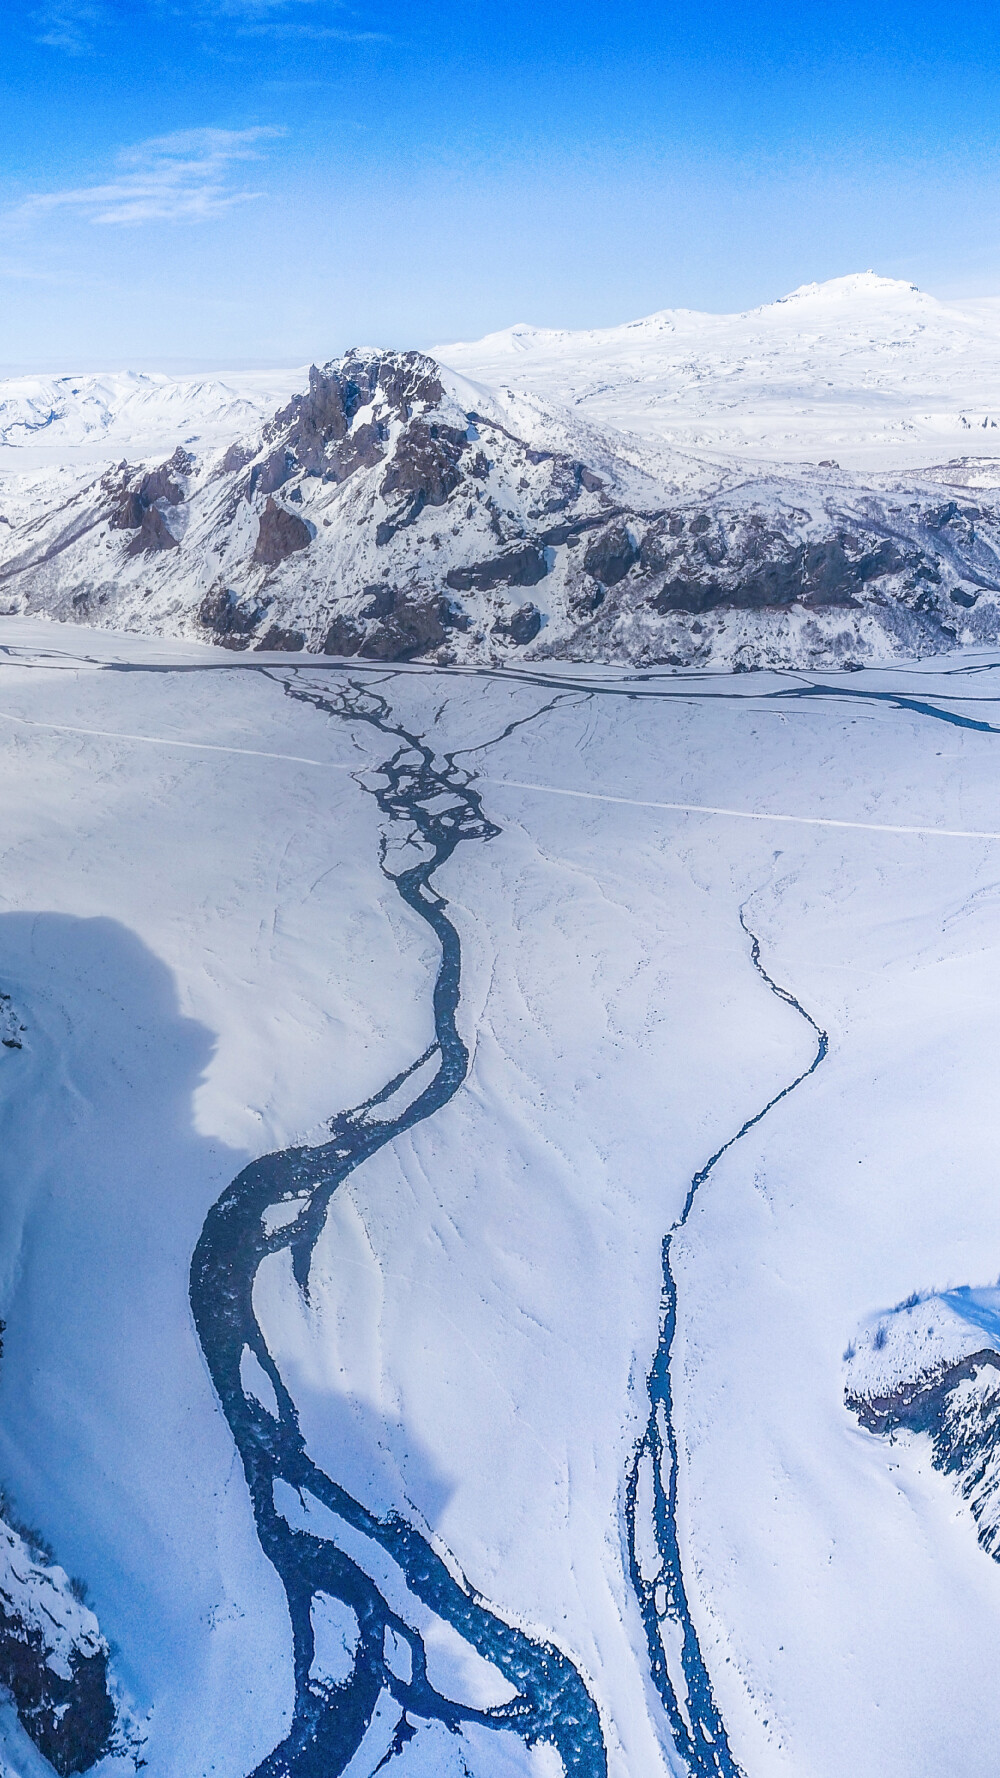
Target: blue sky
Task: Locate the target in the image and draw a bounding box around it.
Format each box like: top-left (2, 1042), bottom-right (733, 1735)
top-left (3, 0), bottom-right (1000, 366)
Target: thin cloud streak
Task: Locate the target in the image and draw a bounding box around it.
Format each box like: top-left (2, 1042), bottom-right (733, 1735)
top-left (11, 127), bottom-right (285, 227)
top-left (193, 0), bottom-right (389, 39)
top-left (32, 1), bottom-right (107, 55)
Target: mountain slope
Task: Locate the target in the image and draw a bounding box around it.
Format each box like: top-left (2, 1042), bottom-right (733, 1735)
top-left (6, 284), bottom-right (1000, 668)
top-left (4, 341), bottom-right (1000, 670)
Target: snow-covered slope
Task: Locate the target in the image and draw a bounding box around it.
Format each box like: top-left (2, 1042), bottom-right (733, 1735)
top-left (0, 368), bottom-right (307, 472)
top-left (436, 273), bottom-right (1000, 471)
top-left (1, 622), bottom-right (1000, 1777)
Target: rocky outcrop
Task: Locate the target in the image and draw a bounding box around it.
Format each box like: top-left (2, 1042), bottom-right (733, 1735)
top-left (125, 503), bottom-right (179, 557)
top-left (583, 520), bottom-right (638, 586)
top-left (376, 419), bottom-right (469, 544)
top-left (255, 623), bottom-right (305, 652)
top-left (646, 522), bottom-right (925, 614)
top-left (322, 615), bottom-right (363, 657)
top-left (260, 352), bottom-right (442, 489)
top-left (252, 497), bottom-right (312, 568)
top-left (108, 446), bottom-right (189, 533)
top-left (446, 543), bottom-right (549, 592)
top-left (494, 602), bottom-right (543, 645)
top-left (0, 1514), bottom-right (116, 1773)
top-left (198, 585), bottom-right (265, 645)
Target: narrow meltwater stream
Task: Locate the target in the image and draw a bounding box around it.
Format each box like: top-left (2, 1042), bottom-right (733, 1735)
top-left (189, 677), bottom-right (608, 1778)
top-left (625, 914), bottom-right (828, 1778)
top-left (189, 667), bottom-right (832, 1778)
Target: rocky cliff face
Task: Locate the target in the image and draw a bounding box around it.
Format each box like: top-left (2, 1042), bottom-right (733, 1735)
top-left (0, 1512), bottom-right (117, 1773)
top-left (846, 1292), bottom-right (1000, 1564)
top-left (3, 346), bottom-right (1000, 667)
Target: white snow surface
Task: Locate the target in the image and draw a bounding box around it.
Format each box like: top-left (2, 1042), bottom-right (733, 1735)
top-left (436, 272), bottom-right (1000, 472)
top-left (847, 1286), bottom-right (1000, 1400)
top-left (2, 619), bottom-right (1000, 1775)
top-left (0, 368), bottom-right (308, 472)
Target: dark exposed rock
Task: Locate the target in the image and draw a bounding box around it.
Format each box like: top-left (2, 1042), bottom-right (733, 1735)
top-left (322, 616), bottom-right (363, 657)
top-left (109, 487), bottom-right (146, 530)
top-left (951, 586), bottom-right (979, 608)
top-left (249, 448), bottom-right (296, 499)
top-left (445, 543), bottom-right (549, 592)
top-left (0, 1609), bottom-right (115, 1776)
top-left (252, 497), bottom-right (312, 568)
top-left (583, 521), bottom-right (639, 586)
top-left (541, 459), bottom-right (605, 514)
top-left (569, 580), bottom-right (606, 615)
top-left (376, 419), bottom-right (468, 544)
top-left (125, 503), bottom-right (179, 556)
top-left (220, 440), bottom-right (255, 475)
top-left (650, 532), bottom-right (917, 614)
top-left (109, 447), bottom-right (190, 531)
top-left (109, 447), bottom-right (190, 546)
top-left (264, 351), bottom-right (443, 488)
top-left (361, 584), bottom-right (397, 618)
top-left (358, 594), bottom-right (469, 662)
top-left (198, 585), bottom-right (263, 646)
top-left (141, 447), bottom-right (192, 502)
top-left (540, 513), bottom-right (610, 547)
top-left (493, 603), bottom-right (542, 645)
top-left (847, 1349), bottom-right (1000, 1438)
top-left (254, 625), bottom-right (305, 651)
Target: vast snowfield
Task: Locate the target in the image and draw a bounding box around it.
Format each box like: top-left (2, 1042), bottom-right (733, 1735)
top-left (0, 617), bottom-right (999, 1777)
top-left (437, 272), bottom-right (1000, 472)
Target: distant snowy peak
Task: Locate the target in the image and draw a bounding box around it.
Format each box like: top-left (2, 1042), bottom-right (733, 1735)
top-left (773, 270), bottom-right (922, 306)
top-left (436, 273), bottom-right (935, 365)
top-left (0, 366), bottom-right (309, 471)
top-left (436, 272), bottom-right (1000, 472)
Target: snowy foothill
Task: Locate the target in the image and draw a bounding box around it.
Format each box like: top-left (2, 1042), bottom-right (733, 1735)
top-left (0, 620), bottom-right (997, 1773)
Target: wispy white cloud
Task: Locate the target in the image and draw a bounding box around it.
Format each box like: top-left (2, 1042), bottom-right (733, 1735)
top-left (12, 127), bottom-right (285, 227)
top-left (191, 0), bottom-right (388, 40)
top-left (32, 0), bottom-right (388, 50)
top-left (32, 1), bottom-right (108, 55)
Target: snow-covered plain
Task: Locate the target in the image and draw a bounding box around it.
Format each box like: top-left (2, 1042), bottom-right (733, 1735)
top-left (0, 619), bottom-right (998, 1776)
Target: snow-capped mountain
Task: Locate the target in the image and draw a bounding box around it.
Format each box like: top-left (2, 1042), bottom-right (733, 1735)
top-left (436, 273), bottom-right (1000, 471)
top-left (7, 276), bottom-right (1000, 670)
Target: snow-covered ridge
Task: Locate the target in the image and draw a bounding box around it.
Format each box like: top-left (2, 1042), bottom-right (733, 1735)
top-left (8, 282), bottom-right (1000, 669)
top-left (0, 367), bottom-right (308, 472)
top-left (846, 1286), bottom-right (1000, 1404)
top-left (436, 272), bottom-right (1000, 472)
